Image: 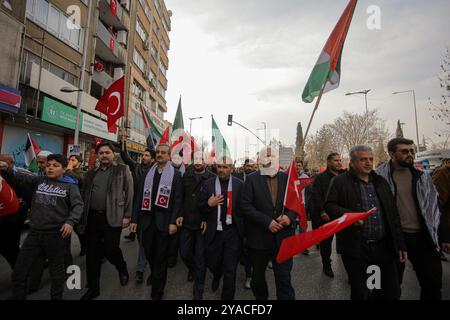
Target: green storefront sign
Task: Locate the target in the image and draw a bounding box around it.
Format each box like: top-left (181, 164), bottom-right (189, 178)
top-left (41, 96), bottom-right (82, 129)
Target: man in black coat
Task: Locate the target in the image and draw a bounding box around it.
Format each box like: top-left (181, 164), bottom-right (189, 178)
top-left (199, 157), bottom-right (244, 300)
top-left (131, 144), bottom-right (183, 300)
top-left (176, 157), bottom-right (215, 300)
top-left (310, 152), bottom-right (344, 278)
top-left (240, 147), bottom-right (297, 300)
top-left (325, 145), bottom-right (407, 300)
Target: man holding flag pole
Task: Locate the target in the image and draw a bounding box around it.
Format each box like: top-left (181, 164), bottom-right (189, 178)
top-left (325, 145), bottom-right (407, 300)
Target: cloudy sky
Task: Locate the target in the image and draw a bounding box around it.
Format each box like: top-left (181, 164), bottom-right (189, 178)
top-left (164, 0), bottom-right (449, 160)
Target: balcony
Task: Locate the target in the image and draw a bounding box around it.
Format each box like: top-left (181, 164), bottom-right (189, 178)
top-left (95, 21), bottom-right (127, 66)
top-left (92, 69), bottom-right (114, 90)
top-left (99, 0), bottom-right (130, 31)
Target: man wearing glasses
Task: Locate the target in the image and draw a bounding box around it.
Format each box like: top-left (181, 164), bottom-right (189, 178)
top-left (376, 138), bottom-right (450, 300)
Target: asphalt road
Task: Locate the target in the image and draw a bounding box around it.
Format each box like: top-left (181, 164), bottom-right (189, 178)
top-left (0, 228), bottom-right (449, 300)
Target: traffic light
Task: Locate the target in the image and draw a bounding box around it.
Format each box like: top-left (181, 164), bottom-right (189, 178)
top-left (227, 114), bottom-right (233, 126)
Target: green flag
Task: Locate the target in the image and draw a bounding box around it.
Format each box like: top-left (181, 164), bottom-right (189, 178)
top-left (211, 116), bottom-right (231, 160)
top-left (173, 96), bottom-right (184, 131)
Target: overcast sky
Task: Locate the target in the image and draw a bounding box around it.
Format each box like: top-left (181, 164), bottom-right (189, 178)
top-left (164, 0), bottom-right (449, 160)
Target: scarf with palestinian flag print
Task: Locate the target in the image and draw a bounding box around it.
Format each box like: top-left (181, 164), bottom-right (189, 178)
top-left (214, 176), bottom-right (233, 230)
top-left (141, 163), bottom-right (175, 211)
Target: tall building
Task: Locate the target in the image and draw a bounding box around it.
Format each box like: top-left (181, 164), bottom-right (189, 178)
top-left (125, 0), bottom-right (171, 158)
top-left (0, 0), bottom-right (172, 167)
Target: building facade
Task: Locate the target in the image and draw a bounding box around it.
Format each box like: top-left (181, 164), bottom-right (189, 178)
top-left (0, 0), bottom-right (172, 167)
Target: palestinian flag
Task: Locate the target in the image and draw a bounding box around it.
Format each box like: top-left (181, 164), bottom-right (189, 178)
top-left (301, 0), bottom-right (357, 103)
top-left (24, 133), bottom-right (40, 172)
top-left (139, 103), bottom-right (161, 152)
top-left (211, 116), bottom-right (231, 160)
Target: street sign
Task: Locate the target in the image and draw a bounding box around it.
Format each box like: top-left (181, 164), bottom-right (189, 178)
top-left (67, 144), bottom-right (81, 157)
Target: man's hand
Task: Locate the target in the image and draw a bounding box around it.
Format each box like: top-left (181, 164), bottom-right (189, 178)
top-left (399, 251), bottom-right (408, 263)
top-left (0, 161), bottom-right (8, 171)
top-left (441, 243), bottom-right (450, 254)
top-left (208, 195), bottom-right (224, 207)
top-left (320, 212), bottom-right (330, 223)
top-left (169, 224), bottom-right (177, 235)
top-left (130, 223), bottom-right (137, 233)
top-left (122, 218), bottom-right (130, 229)
top-left (200, 221), bottom-right (207, 235)
top-left (176, 217), bottom-right (183, 227)
top-left (354, 219), bottom-right (364, 226)
top-left (60, 224), bottom-right (73, 238)
top-left (268, 220), bottom-right (283, 233)
top-left (276, 215), bottom-right (291, 227)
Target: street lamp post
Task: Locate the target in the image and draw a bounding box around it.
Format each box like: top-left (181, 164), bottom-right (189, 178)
top-left (345, 89), bottom-right (371, 142)
top-left (59, 0), bottom-right (93, 150)
top-left (392, 90), bottom-right (420, 151)
top-left (189, 116), bottom-right (203, 136)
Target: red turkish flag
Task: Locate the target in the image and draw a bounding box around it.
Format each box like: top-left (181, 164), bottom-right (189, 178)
top-left (95, 76), bottom-right (124, 133)
top-left (110, 0), bottom-right (117, 16)
top-left (276, 209), bottom-right (376, 264)
top-left (0, 177), bottom-right (19, 218)
top-left (296, 177), bottom-right (314, 231)
top-left (283, 160), bottom-right (306, 229)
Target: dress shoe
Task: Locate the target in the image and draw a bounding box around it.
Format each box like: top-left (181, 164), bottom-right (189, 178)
top-left (323, 265), bottom-right (334, 278)
top-left (135, 271), bottom-right (144, 284)
top-left (119, 268), bottom-right (129, 286)
top-left (302, 249), bottom-right (310, 256)
top-left (80, 289), bottom-right (100, 300)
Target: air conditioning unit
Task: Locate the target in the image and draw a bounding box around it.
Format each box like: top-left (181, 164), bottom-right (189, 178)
top-left (150, 78), bottom-right (156, 88)
top-left (143, 39), bottom-right (150, 51)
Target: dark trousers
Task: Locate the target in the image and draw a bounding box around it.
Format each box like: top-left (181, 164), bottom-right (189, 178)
top-left (142, 221), bottom-right (169, 300)
top-left (320, 235), bottom-right (334, 267)
top-left (179, 227), bottom-right (206, 300)
top-left (248, 247), bottom-right (295, 300)
top-left (168, 231), bottom-right (180, 260)
top-left (206, 228), bottom-right (241, 300)
top-left (86, 211), bottom-right (127, 290)
top-left (12, 230), bottom-right (66, 300)
top-left (0, 213), bottom-right (24, 269)
top-left (242, 244), bottom-right (252, 278)
top-left (399, 232), bottom-right (442, 300)
top-left (341, 240), bottom-right (400, 300)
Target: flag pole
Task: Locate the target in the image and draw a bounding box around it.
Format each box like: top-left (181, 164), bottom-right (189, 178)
top-left (300, 83), bottom-right (326, 152)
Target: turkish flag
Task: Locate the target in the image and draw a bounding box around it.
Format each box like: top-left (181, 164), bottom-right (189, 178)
top-left (297, 177), bottom-right (314, 231)
top-left (0, 177), bottom-right (20, 218)
top-left (283, 160), bottom-right (306, 230)
top-left (110, 0), bottom-right (117, 16)
top-left (276, 209), bottom-right (376, 264)
top-left (95, 76), bottom-right (124, 133)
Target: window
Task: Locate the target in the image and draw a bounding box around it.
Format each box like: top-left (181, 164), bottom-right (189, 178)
top-left (35, 0), bottom-right (49, 25)
top-left (26, 0), bottom-right (33, 16)
top-left (26, 0), bottom-right (83, 51)
top-left (48, 5), bottom-right (60, 32)
top-left (133, 50), bottom-right (146, 72)
top-left (136, 18), bottom-right (147, 42)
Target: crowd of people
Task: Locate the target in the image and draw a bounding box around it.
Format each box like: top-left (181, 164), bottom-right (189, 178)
top-left (0, 137), bottom-right (449, 300)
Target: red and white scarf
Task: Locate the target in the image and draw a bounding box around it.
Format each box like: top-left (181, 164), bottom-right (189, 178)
top-left (141, 163), bottom-right (175, 211)
top-left (215, 176), bottom-right (233, 230)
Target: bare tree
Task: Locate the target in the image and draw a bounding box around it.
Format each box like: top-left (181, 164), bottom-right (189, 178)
top-left (428, 47), bottom-right (450, 141)
top-left (305, 110), bottom-right (390, 166)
